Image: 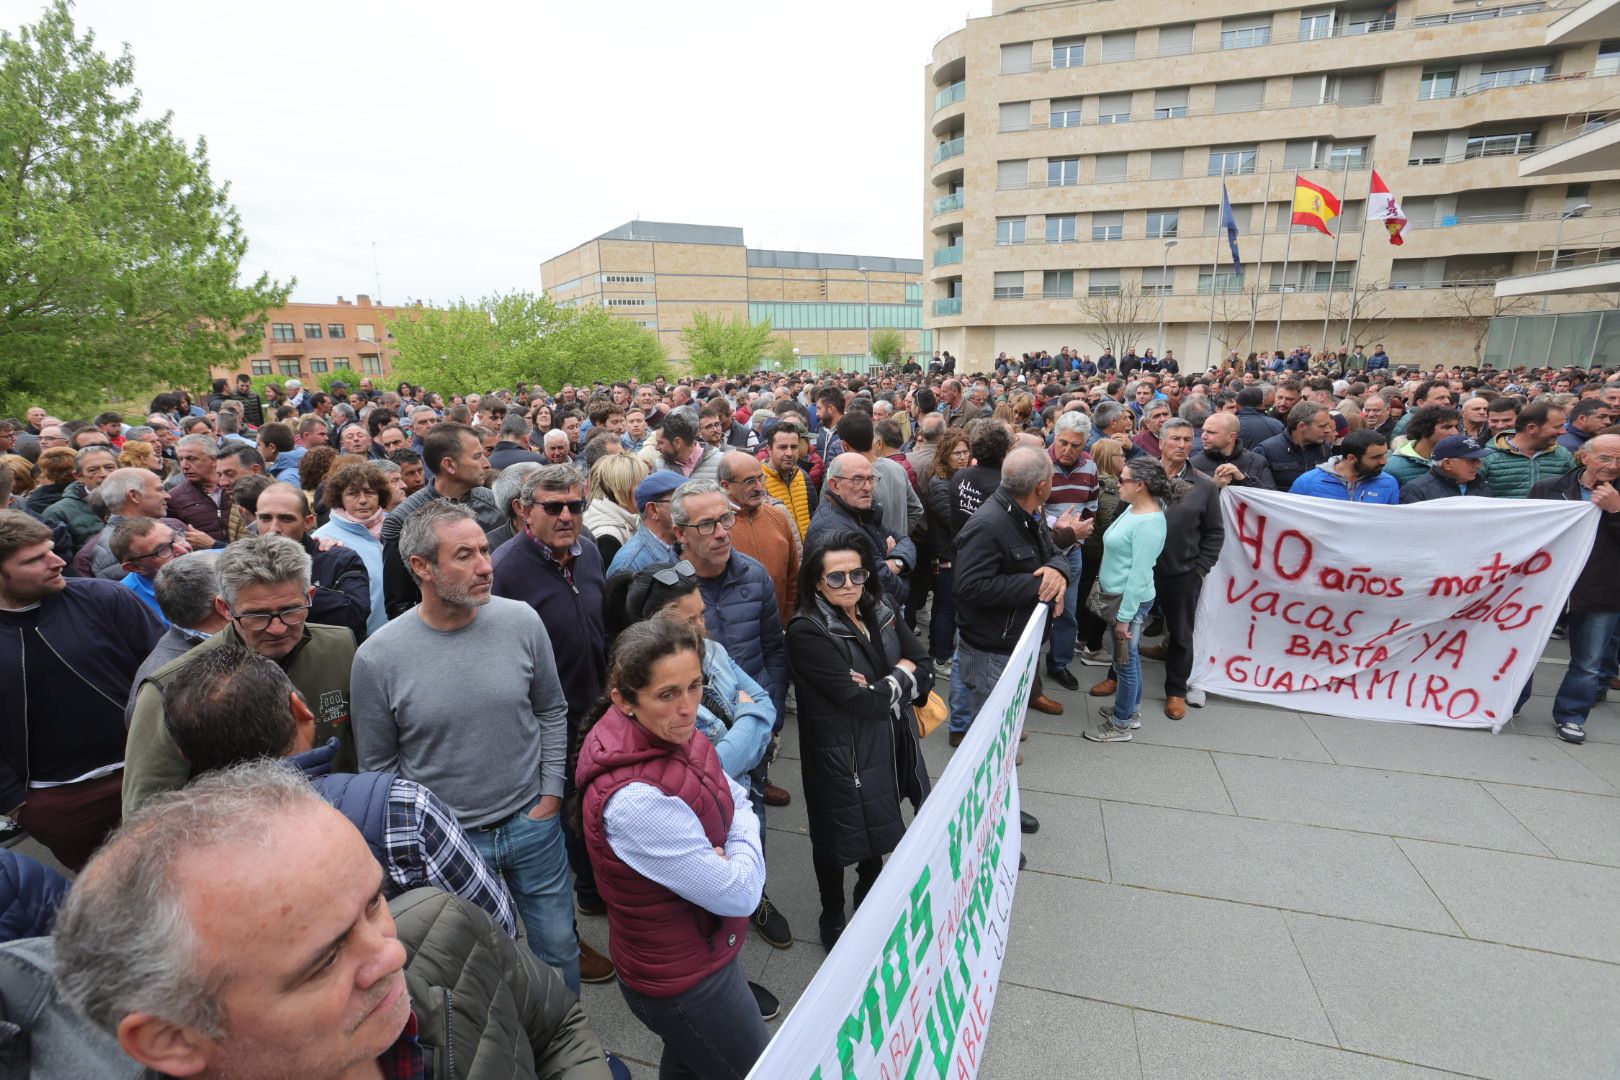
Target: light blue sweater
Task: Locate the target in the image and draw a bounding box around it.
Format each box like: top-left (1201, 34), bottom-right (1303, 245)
top-left (1098, 505), bottom-right (1167, 621)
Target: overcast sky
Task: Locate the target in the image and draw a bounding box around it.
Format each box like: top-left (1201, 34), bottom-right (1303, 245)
top-left (5, 0), bottom-right (990, 306)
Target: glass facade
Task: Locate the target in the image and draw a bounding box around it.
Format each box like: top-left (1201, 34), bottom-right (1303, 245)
top-left (748, 302), bottom-right (923, 330)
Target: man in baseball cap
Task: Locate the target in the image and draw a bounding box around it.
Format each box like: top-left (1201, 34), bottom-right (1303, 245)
top-left (1399, 434), bottom-right (1494, 503)
top-left (607, 471), bottom-right (686, 576)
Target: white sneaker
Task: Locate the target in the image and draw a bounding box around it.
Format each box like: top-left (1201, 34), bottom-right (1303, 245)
top-left (1186, 688), bottom-right (1206, 708)
top-left (1096, 704), bottom-right (1141, 729)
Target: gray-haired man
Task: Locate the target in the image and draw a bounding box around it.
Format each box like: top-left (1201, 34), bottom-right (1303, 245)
top-left (124, 551), bottom-right (226, 725)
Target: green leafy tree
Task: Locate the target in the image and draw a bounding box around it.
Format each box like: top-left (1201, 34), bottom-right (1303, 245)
top-left (680, 310), bottom-right (775, 378)
top-left (387, 291), bottom-right (666, 396)
top-left (870, 327), bottom-right (905, 367)
top-left (765, 336), bottom-right (798, 372)
top-left (0, 3), bottom-right (291, 417)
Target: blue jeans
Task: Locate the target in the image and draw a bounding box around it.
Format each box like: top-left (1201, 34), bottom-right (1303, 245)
top-left (1047, 547), bottom-right (1085, 672)
top-left (948, 649), bottom-right (974, 734)
top-left (1110, 602), bottom-right (1153, 729)
top-left (619, 954), bottom-right (769, 1080)
top-left (929, 566), bottom-right (956, 662)
top-left (470, 808), bottom-right (580, 995)
top-left (1553, 610), bottom-right (1620, 728)
top-left (957, 642), bottom-right (1011, 717)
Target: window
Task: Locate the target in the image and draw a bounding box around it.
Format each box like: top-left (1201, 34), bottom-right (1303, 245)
top-left (1043, 270), bottom-right (1075, 298)
top-left (310, 358), bottom-right (328, 373)
top-left (362, 356), bottom-right (383, 375)
top-left (1047, 157), bottom-right (1080, 186)
top-left (1567, 183), bottom-right (1592, 212)
top-left (997, 159), bottom-right (1029, 190)
top-left (1158, 25), bottom-right (1194, 56)
top-left (1345, 5), bottom-right (1396, 33)
top-left (1146, 209), bottom-right (1179, 239)
top-left (1213, 81), bottom-right (1265, 114)
top-left (1154, 88), bottom-right (1188, 119)
top-left (1141, 267), bottom-right (1173, 295)
top-left (601, 273), bottom-right (651, 284)
top-left (1408, 132), bottom-right (1447, 165)
top-left (1088, 269), bottom-right (1121, 296)
top-left (278, 358), bottom-right (301, 376)
top-left (332, 357), bottom-right (351, 370)
top-left (328, 324), bottom-right (346, 339)
top-left (1097, 93), bottom-right (1132, 124)
top-left (1598, 41), bottom-right (1620, 77)
top-left (1312, 267), bottom-right (1352, 290)
top-left (271, 323), bottom-right (295, 342)
top-left (992, 271), bottom-right (1025, 299)
top-left (1100, 31), bottom-right (1135, 62)
top-left (1208, 146), bottom-right (1257, 176)
top-left (999, 101), bottom-right (1031, 132)
top-left (302, 322), bottom-right (323, 339)
top-left (1474, 64), bottom-right (1551, 91)
top-left (1284, 139), bottom-right (1321, 168)
top-left (1328, 141), bottom-right (1369, 169)
top-left (356, 323), bottom-right (376, 341)
top-left (1464, 131), bottom-right (1536, 158)
top-left (250, 360), bottom-right (272, 376)
top-left (1332, 74), bottom-right (1379, 105)
top-left (1001, 42), bottom-right (1033, 74)
top-left (1220, 17), bottom-right (1272, 50)
top-left (1051, 37), bottom-right (1084, 67)
top-left (1046, 215), bottom-right (1077, 242)
top-left (606, 298), bottom-right (649, 307)
top-left (1208, 202), bottom-right (1252, 234)
top-left (1091, 212), bottom-right (1124, 241)
top-left (1300, 10), bottom-right (1335, 39)
top-left (996, 216), bottom-right (1027, 245)
top-left (1050, 97), bottom-right (1082, 128)
top-left (1198, 271), bottom-right (1245, 294)
top-left (1150, 149), bottom-right (1184, 179)
top-left (1094, 154), bottom-right (1128, 183)
top-left (1416, 69), bottom-right (1456, 100)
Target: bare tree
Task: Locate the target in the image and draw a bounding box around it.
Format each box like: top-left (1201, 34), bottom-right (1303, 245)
top-left (1327, 278), bottom-right (1398, 352)
top-left (1076, 283), bottom-right (1154, 358)
top-left (1442, 286), bottom-right (1538, 363)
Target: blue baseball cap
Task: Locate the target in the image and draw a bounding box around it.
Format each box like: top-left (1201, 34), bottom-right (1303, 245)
top-left (634, 469), bottom-right (686, 510)
top-left (1432, 435), bottom-right (1490, 460)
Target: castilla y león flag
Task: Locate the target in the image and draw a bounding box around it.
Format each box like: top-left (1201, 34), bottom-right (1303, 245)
top-left (1368, 170), bottom-right (1408, 246)
top-left (1291, 175), bottom-right (1341, 236)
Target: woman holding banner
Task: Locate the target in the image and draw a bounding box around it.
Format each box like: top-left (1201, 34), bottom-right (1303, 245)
top-left (788, 531), bottom-right (932, 951)
top-left (1084, 459), bottom-right (1184, 743)
top-left (577, 616), bottom-right (771, 1079)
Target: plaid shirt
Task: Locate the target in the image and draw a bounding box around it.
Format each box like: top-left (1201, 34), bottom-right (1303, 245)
top-left (386, 778), bottom-right (519, 937)
top-left (378, 1011), bottom-right (426, 1080)
top-left (527, 530), bottom-right (583, 590)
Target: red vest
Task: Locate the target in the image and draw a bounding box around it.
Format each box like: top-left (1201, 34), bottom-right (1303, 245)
top-left (577, 706), bottom-right (748, 997)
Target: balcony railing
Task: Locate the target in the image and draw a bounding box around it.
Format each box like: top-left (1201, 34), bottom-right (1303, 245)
top-left (934, 81), bottom-right (965, 111)
top-left (933, 246), bottom-right (964, 267)
top-left (933, 137), bottom-right (965, 164)
top-left (933, 297), bottom-right (962, 317)
top-left (933, 191), bottom-right (964, 216)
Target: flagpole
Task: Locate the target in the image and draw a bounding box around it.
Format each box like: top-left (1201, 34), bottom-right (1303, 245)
top-left (1318, 158), bottom-right (1352, 357)
top-left (1247, 162), bottom-right (1273, 359)
top-left (1205, 187), bottom-right (1223, 369)
top-left (1273, 173), bottom-right (1298, 355)
top-left (1344, 165), bottom-right (1375, 349)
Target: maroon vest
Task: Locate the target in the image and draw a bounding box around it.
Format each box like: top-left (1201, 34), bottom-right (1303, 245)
top-left (577, 706), bottom-right (748, 997)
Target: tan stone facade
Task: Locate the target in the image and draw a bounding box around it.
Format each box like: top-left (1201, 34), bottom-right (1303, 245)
top-left (539, 221), bottom-right (928, 367)
top-left (219, 295), bottom-right (411, 382)
top-left (926, 0), bottom-right (1620, 371)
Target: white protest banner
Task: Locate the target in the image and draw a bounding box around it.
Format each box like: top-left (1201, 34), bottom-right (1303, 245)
top-left (1190, 489), bottom-right (1599, 732)
top-left (746, 610), bottom-right (1042, 1080)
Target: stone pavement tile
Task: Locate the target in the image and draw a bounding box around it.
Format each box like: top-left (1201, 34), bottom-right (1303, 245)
top-left (1019, 735), bottom-right (1236, 814)
top-left (1020, 790), bottom-right (1109, 881)
top-left (1005, 873), bottom-right (1335, 1043)
top-left (978, 984), bottom-right (1140, 1078)
top-left (1299, 714), bottom-right (1617, 794)
top-left (1481, 783), bottom-right (1620, 867)
top-left (1130, 701), bottom-right (1334, 762)
top-left (1287, 912), bottom-right (1620, 1080)
top-left (1397, 839), bottom-right (1620, 964)
top-left (1568, 739), bottom-right (1620, 791)
top-left (1134, 1012), bottom-right (1461, 1079)
top-left (1213, 754), bottom-right (1549, 854)
top-left (1102, 802), bottom-right (1458, 933)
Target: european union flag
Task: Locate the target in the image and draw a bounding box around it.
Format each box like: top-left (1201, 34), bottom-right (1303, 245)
top-left (1220, 183), bottom-right (1243, 278)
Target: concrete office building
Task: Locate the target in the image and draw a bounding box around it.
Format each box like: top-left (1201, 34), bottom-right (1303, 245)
top-left (540, 220), bottom-right (929, 368)
top-left (925, 0), bottom-right (1620, 371)
top-left (220, 295), bottom-right (411, 382)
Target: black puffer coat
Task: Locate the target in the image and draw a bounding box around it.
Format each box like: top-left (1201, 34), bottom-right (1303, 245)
top-left (788, 594), bottom-right (932, 866)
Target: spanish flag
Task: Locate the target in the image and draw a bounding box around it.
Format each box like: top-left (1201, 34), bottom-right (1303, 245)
top-left (1291, 175), bottom-right (1342, 236)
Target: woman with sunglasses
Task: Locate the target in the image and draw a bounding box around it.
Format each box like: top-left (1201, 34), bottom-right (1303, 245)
top-left (787, 530), bottom-right (932, 950)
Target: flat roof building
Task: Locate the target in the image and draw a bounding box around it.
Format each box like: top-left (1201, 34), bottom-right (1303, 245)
top-left (218, 295), bottom-right (412, 383)
top-left (926, 0), bottom-right (1620, 370)
top-left (540, 220), bottom-right (930, 368)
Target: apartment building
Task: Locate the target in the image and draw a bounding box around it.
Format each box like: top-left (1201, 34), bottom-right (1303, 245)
top-left (925, 0), bottom-right (1620, 370)
top-left (540, 220), bottom-right (929, 367)
top-left (219, 295), bottom-right (412, 382)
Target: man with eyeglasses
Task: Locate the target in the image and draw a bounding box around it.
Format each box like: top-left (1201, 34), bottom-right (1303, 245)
top-left (124, 533), bottom-right (360, 813)
top-left (108, 516), bottom-right (191, 623)
top-left (807, 452), bottom-right (915, 613)
top-left (717, 451), bottom-right (799, 626)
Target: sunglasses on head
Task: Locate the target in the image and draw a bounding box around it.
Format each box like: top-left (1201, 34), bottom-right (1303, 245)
top-left (651, 560), bottom-right (696, 586)
top-left (823, 568), bottom-right (870, 589)
top-left (535, 499), bottom-right (585, 516)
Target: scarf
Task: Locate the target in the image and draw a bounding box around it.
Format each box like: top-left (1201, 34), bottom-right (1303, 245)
top-left (333, 506), bottom-right (386, 541)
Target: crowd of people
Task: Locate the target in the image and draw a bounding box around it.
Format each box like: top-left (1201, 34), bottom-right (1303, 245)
top-left (0, 348), bottom-right (1616, 1079)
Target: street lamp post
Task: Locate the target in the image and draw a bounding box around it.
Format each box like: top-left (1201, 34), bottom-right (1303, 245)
top-left (858, 265), bottom-right (872, 369)
top-left (1543, 203), bottom-right (1592, 313)
top-left (1156, 239), bottom-right (1179, 359)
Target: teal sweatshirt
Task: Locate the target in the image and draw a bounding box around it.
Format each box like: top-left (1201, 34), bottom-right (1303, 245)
top-left (1098, 504), bottom-right (1167, 621)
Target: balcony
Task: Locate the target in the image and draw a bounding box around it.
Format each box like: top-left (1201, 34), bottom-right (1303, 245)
top-left (933, 297), bottom-right (962, 317)
top-left (933, 191), bottom-right (964, 216)
top-left (933, 246), bottom-right (964, 267)
top-left (934, 81), bottom-right (965, 112)
top-left (933, 137), bottom-right (964, 164)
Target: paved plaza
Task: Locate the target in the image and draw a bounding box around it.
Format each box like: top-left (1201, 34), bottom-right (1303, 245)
top-left (580, 641), bottom-right (1620, 1079)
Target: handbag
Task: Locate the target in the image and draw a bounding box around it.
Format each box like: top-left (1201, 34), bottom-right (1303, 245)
top-left (914, 691), bottom-right (948, 738)
top-left (1085, 580), bottom-right (1125, 625)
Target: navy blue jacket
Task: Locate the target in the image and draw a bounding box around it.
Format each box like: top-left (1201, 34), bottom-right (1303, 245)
top-left (808, 491), bottom-right (917, 612)
top-left (1236, 407), bottom-right (1285, 450)
top-left (0, 850), bottom-right (69, 943)
top-left (489, 531), bottom-right (608, 723)
top-left (1256, 432), bottom-right (1332, 493)
top-left (294, 738), bottom-right (393, 871)
top-left (698, 551), bottom-right (789, 720)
